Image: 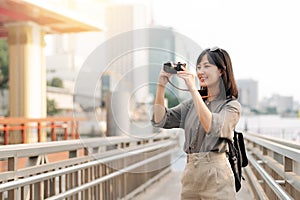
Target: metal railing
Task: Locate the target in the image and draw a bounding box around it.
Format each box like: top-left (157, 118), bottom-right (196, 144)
top-left (0, 132), bottom-right (179, 200)
top-left (243, 132), bottom-right (300, 200)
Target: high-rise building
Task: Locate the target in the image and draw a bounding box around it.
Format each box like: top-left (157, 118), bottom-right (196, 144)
top-left (148, 26), bottom-right (176, 97)
top-left (265, 94), bottom-right (294, 114)
top-left (276, 95), bottom-right (293, 114)
top-left (237, 79), bottom-right (258, 109)
top-left (104, 3), bottom-right (150, 103)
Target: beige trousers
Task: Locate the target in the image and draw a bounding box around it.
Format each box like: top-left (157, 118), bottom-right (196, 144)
top-left (181, 152), bottom-right (237, 200)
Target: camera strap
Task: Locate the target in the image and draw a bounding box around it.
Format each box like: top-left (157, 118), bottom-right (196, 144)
top-left (167, 77), bottom-right (190, 91)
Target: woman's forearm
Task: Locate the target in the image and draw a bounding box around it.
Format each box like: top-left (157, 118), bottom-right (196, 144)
top-left (154, 85), bottom-right (166, 123)
top-left (190, 89), bottom-right (212, 133)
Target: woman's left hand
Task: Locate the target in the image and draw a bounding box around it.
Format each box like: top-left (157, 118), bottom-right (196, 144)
top-left (177, 66), bottom-right (197, 92)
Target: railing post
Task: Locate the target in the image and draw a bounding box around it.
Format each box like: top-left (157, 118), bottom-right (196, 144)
top-left (51, 122), bottom-right (56, 141)
top-left (3, 124), bottom-right (9, 145)
top-left (75, 121), bottom-right (79, 139)
top-left (8, 156), bottom-right (18, 200)
top-left (63, 122), bottom-right (68, 140)
top-left (71, 120), bottom-right (75, 139)
top-left (262, 147), bottom-right (268, 155)
top-left (37, 122), bottom-right (41, 142)
top-left (69, 150), bottom-right (79, 199)
top-left (284, 157), bottom-right (293, 172)
top-left (21, 123), bottom-right (26, 144)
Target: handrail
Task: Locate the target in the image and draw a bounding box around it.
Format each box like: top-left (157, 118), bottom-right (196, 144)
top-left (243, 166), bottom-right (268, 200)
top-left (0, 140), bottom-right (177, 192)
top-left (0, 117), bottom-right (80, 123)
top-left (0, 132), bottom-right (174, 158)
top-left (0, 132), bottom-right (179, 199)
top-left (244, 132), bottom-right (300, 200)
top-left (0, 139), bottom-right (173, 181)
top-left (46, 149), bottom-right (176, 200)
top-left (246, 131), bottom-right (300, 150)
top-left (251, 148), bottom-right (300, 191)
top-left (247, 153), bottom-right (294, 200)
top-left (245, 133), bottom-right (300, 163)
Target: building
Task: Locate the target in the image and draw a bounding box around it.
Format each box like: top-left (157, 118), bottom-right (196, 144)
top-left (277, 95), bottom-right (293, 114)
top-left (44, 1), bottom-right (109, 113)
top-left (148, 26), bottom-right (176, 98)
top-left (237, 79), bottom-right (258, 109)
top-left (0, 89), bottom-right (9, 117)
top-left (103, 3), bottom-right (151, 101)
top-left (45, 32), bottom-right (106, 106)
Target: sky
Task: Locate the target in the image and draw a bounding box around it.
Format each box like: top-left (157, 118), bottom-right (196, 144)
top-left (136, 0), bottom-right (300, 102)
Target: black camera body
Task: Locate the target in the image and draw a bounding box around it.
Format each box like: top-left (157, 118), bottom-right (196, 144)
top-left (163, 62), bottom-right (186, 74)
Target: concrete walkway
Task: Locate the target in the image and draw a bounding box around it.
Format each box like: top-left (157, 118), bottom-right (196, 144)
top-left (133, 150), bottom-right (255, 200)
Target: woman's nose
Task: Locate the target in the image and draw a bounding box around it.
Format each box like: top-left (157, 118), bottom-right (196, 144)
top-left (197, 68), bottom-right (204, 75)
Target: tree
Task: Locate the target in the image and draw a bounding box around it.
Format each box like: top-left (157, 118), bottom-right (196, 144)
top-left (47, 98), bottom-right (61, 116)
top-left (0, 39), bottom-right (9, 89)
top-left (48, 77), bottom-right (64, 88)
top-left (265, 107), bottom-right (277, 115)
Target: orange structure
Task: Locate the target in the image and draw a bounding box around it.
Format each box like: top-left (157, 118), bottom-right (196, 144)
top-left (0, 117), bottom-right (83, 144)
top-left (0, 0), bottom-right (103, 37)
top-left (0, 0), bottom-right (103, 143)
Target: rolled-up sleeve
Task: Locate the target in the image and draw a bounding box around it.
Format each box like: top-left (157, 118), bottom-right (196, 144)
top-left (151, 99), bottom-right (192, 129)
top-left (207, 100), bottom-right (241, 139)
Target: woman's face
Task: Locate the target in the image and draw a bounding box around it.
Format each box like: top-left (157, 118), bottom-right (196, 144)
top-left (196, 54), bottom-right (222, 88)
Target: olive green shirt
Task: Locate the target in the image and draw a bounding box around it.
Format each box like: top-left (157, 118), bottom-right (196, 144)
top-left (152, 97), bottom-right (241, 153)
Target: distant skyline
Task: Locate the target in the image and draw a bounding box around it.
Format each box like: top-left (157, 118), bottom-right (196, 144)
top-left (114, 0), bottom-right (300, 102)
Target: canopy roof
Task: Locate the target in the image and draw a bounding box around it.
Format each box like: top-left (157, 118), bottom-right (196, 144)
top-left (0, 0), bottom-right (104, 37)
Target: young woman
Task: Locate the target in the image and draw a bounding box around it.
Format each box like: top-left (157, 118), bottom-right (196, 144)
top-left (152, 47), bottom-right (241, 199)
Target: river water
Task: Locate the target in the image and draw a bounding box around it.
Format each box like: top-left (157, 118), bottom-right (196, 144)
top-left (126, 114), bottom-right (300, 143)
top-left (236, 114), bottom-right (300, 142)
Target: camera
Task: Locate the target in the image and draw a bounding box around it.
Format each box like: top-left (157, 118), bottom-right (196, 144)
top-left (163, 62), bottom-right (186, 74)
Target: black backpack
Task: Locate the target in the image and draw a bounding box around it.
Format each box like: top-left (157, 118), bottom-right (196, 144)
top-left (226, 130), bottom-right (248, 192)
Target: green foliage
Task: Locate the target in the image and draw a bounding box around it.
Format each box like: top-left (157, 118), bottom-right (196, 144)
top-left (0, 40), bottom-right (9, 89)
top-left (165, 92), bottom-right (179, 108)
top-left (250, 108), bottom-right (260, 115)
top-left (265, 107), bottom-right (277, 114)
top-left (48, 77), bottom-right (64, 88)
top-left (47, 98), bottom-right (61, 116)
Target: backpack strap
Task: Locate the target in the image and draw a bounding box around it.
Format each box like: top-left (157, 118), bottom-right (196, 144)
top-left (217, 97), bottom-right (234, 112)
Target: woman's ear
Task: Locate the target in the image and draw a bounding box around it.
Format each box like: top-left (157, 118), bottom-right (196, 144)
top-left (219, 69), bottom-right (223, 76)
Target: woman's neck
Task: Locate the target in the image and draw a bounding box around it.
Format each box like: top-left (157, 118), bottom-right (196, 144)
top-left (207, 87), bottom-right (220, 101)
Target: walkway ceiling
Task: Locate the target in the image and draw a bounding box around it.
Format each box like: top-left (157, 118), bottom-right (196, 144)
top-left (0, 0), bottom-right (104, 37)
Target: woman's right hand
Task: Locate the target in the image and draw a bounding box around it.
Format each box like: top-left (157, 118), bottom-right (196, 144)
top-left (158, 68), bottom-right (172, 86)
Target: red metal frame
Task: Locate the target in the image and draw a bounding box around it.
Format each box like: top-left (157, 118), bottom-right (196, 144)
top-left (0, 117), bottom-right (83, 145)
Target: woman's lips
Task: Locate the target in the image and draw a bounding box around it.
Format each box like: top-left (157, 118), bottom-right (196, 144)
top-left (200, 77), bottom-right (206, 82)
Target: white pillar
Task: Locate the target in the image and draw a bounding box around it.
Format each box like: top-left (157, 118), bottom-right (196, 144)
top-left (107, 91), bottom-right (131, 136)
top-left (6, 22), bottom-right (47, 143)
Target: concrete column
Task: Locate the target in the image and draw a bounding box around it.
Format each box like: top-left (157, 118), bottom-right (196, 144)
top-left (107, 91), bottom-right (130, 137)
top-left (6, 22), bottom-right (47, 143)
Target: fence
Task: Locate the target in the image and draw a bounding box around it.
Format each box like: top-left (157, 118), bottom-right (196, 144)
top-left (0, 132), bottom-right (179, 200)
top-left (243, 132), bottom-right (300, 200)
top-left (0, 117), bottom-right (81, 144)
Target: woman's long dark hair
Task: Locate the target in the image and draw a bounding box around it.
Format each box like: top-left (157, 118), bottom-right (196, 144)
top-left (197, 48), bottom-right (239, 99)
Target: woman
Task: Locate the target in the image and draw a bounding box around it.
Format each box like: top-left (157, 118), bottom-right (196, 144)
top-left (152, 47), bottom-right (241, 199)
